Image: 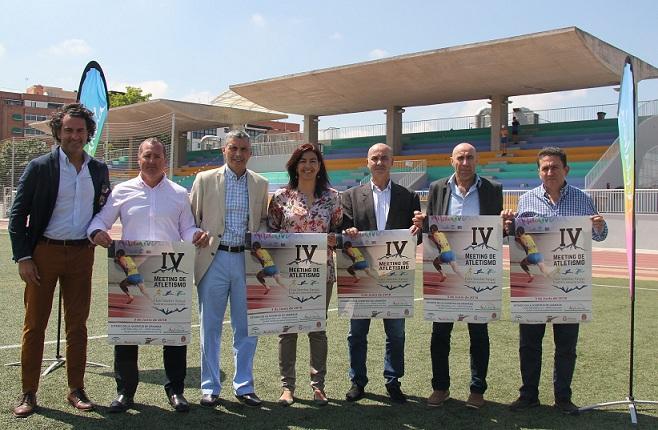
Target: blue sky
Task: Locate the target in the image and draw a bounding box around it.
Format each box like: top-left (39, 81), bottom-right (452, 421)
top-left (1, 0), bottom-right (657, 128)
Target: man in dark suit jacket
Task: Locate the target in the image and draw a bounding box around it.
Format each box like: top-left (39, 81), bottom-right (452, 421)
top-left (9, 103), bottom-right (110, 418)
top-left (341, 143), bottom-right (421, 404)
top-left (413, 142), bottom-right (503, 409)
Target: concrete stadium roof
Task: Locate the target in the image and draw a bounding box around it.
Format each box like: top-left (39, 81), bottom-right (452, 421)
top-left (30, 98), bottom-right (287, 134)
top-left (231, 27), bottom-right (658, 116)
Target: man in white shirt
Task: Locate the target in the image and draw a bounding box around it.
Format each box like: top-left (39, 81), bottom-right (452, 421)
top-left (341, 143), bottom-right (421, 404)
top-left (9, 103), bottom-right (110, 418)
top-left (88, 138), bottom-right (208, 413)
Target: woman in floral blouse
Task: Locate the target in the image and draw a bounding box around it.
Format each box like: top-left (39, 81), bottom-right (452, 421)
top-left (268, 143), bottom-right (342, 407)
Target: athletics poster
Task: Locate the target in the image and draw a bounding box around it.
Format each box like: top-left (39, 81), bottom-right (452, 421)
top-left (423, 216), bottom-right (503, 323)
top-left (336, 229), bottom-right (416, 319)
top-left (245, 232), bottom-right (327, 336)
top-left (509, 216), bottom-right (592, 324)
top-left (108, 241), bottom-right (194, 345)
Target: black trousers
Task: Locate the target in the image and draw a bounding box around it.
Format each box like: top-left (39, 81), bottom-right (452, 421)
top-left (430, 322), bottom-right (490, 394)
top-left (114, 345), bottom-right (187, 397)
top-left (519, 323), bottom-right (579, 401)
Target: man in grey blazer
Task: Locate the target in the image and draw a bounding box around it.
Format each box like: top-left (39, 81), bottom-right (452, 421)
top-left (342, 143), bottom-right (421, 404)
top-left (190, 130), bottom-right (269, 408)
top-left (413, 142), bottom-right (503, 409)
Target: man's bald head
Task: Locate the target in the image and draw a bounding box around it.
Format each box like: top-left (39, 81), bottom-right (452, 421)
top-left (451, 142), bottom-right (476, 158)
top-left (367, 143), bottom-right (393, 188)
top-left (368, 143), bottom-right (392, 158)
top-left (450, 142), bottom-right (478, 186)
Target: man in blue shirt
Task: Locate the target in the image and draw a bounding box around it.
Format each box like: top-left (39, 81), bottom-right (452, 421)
top-left (190, 131), bottom-right (269, 408)
top-left (502, 146), bottom-right (607, 414)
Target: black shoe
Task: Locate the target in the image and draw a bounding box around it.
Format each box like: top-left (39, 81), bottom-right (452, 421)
top-left (108, 394), bottom-right (134, 413)
top-left (169, 393), bottom-right (190, 412)
top-left (200, 394), bottom-right (220, 407)
top-left (509, 396), bottom-right (540, 411)
top-left (386, 384), bottom-right (407, 404)
top-left (235, 392), bottom-right (262, 407)
top-left (554, 398), bottom-right (579, 415)
top-left (345, 383), bottom-right (365, 402)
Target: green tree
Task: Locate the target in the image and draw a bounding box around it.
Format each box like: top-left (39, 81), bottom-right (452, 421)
top-left (109, 86), bottom-right (152, 107)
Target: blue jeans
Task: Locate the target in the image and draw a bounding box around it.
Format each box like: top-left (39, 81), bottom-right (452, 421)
top-left (348, 318), bottom-right (405, 388)
top-left (519, 323), bottom-right (579, 401)
top-left (430, 322), bottom-right (489, 394)
top-left (197, 250), bottom-right (257, 396)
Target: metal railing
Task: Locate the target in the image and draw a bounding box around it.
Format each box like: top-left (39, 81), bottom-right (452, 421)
top-left (251, 131), bottom-right (340, 156)
top-left (252, 131), bottom-right (304, 144)
top-left (501, 189), bottom-right (658, 214)
top-left (584, 141), bottom-right (619, 189)
top-left (317, 99), bottom-right (658, 141)
top-left (528, 99), bottom-right (658, 124)
top-left (414, 189), bottom-right (658, 214)
top-left (251, 140), bottom-right (303, 156)
top-left (360, 159), bottom-right (427, 187)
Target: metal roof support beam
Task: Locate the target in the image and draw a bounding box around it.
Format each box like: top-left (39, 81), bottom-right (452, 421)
top-left (386, 106), bottom-right (403, 156)
top-left (304, 114), bottom-right (319, 146)
top-left (489, 95), bottom-right (509, 152)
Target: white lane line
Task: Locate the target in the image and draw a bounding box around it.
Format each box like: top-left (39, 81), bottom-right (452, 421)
top-left (1, 285), bottom-right (655, 351)
top-left (592, 283), bottom-right (657, 292)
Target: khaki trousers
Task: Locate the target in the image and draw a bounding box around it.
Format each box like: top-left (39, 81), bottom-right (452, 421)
top-left (21, 242), bottom-right (94, 393)
top-left (278, 280), bottom-right (333, 391)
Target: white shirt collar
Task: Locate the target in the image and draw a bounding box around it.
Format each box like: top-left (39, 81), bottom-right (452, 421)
top-left (447, 173), bottom-right (481, 189)
top-left (137, 172), bottom-right (167, 189)
top-left (370, 179), bottom-right (391, 193)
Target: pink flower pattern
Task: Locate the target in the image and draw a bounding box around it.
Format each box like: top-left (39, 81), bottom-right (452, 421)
top-left (268, 187), bottom-right (342, 284)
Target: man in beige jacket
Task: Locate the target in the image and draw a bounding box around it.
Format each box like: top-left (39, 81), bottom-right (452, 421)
top-left (190, 130), bottom-right (269, 408)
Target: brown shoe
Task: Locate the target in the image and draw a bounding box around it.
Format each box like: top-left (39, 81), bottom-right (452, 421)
top-left (466, 392), bottom-right (485, 409)
top-left (278, 389), bottom-right (294, 407)
top-left (427, 389), bottom-right (450, 407)
top-left (313, 388), bottom-right (329, 406)
top-left (13, 392), bottom-right (37, 418)
top-left (67, 388), bottom-right (94, 411)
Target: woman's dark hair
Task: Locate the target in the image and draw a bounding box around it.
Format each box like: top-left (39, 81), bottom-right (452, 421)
top-left (286, 143), bottom-right (330, 197)
top-left (49, 103), bottom-right (96, 143)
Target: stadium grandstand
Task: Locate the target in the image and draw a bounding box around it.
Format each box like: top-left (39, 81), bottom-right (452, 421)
top-left (173, 102), bottom-right (657, 192)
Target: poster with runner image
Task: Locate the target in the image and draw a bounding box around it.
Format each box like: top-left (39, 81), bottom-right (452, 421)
top-left (245, 232), bottom-right (327, 336)
top-left (108, 240), bottom-right (194, 345)
top-left (336, 229), bottom-right (416, 319)
top-left (509, 216), bottom-right (592, 324)
top-left (423, 215), bottom-right (503, 323)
